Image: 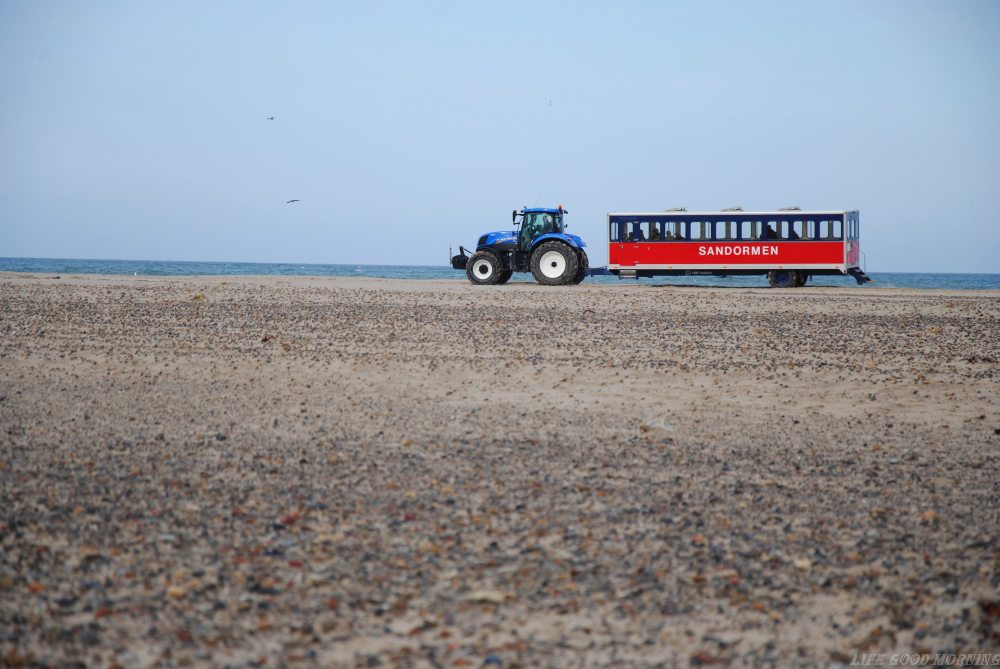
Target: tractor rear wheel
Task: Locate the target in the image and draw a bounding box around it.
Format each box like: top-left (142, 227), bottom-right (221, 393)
top-left (466, 251), bottom-right (502, 285)
top-left (571, 250), bottom-right (589, 284)
top-left (530, 241), bottom-right (579, 286)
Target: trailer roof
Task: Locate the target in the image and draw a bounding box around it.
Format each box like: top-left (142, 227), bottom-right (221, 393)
top-left (609, 210), bottom-right (857, 216)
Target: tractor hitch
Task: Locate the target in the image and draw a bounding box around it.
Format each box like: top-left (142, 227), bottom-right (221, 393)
top-left (450, 246), bottom-right (470, 270)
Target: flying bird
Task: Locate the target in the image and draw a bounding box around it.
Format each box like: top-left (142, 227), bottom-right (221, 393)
top-left (286, 199), bottom-right (300, 204)
top-left (266, 116), bottom-right (276, 120)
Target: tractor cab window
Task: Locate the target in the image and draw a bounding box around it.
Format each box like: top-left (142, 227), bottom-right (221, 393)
top-left (520, 212), bottom-right (562, 249)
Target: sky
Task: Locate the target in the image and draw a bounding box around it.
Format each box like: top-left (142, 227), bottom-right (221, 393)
top-left (1, 0), bottom-right (998, 272)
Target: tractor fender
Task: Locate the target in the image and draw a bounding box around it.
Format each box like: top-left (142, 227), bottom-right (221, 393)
top-left (530, 232), bottom-right (586, 251)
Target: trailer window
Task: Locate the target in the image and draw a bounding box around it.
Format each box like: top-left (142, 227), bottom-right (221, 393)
top-left (759, 220), bottom-right (780, 240)
top-left (713, 220), bottom-right (737, 240)
top-left (662, 220), bottom-right (681, 240)
top-left (729, 220), bottom-right (742, 240)
top-left (623, 222), bottom-right (644, 242)
top-left (820, 219), bottom-right (843, 240)
top-left (688, 221), bottom-right (706, 240)
top-left (637, 221), bottom-right (651, 241)
top-left (782, 220), bottom-right (803, 240)
top-left (610, 220), bottom-right (622, 242)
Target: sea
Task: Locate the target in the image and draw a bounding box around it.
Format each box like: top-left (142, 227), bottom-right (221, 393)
top-left (1, 257), bottom-right (999, 290)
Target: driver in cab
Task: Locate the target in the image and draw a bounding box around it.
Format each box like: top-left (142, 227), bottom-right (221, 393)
top-left (522, 215), bottom-right (547, 250)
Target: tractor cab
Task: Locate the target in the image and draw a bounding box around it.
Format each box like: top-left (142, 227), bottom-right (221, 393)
top-left (514, 207), bottom-right (567, 250)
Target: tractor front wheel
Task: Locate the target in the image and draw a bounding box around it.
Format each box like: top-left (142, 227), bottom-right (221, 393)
top-left (496, 269), bottom-right (513, 284)
top-left (530, 241), bottom-right (579, 286)
top-left (466, 251), bottom-right (502, 285)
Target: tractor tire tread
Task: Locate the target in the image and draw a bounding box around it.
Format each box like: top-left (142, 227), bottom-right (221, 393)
top-left (572, 250), bottom-right (589, 284)
top-left (530, 241), bottom-right (579, 286)
top-left (466, 251), bottom-right (503, 285)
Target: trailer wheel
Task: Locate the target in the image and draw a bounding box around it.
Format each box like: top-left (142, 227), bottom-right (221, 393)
top-left (768, 270), bottom-right (796, 288)
top-left (793, 271), bottom-right (807, 287)
top-left (530, 241), bottom-right (579, 286)
top-left (496, 269), bottom-right (513, 284)
top-left (466, 251), bottom-right (502, 285)
top-left (571, 250), bottom-right (589, 284)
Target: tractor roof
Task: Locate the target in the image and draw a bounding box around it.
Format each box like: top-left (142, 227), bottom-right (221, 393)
top-left (522, 207), bottom-right (564, 214)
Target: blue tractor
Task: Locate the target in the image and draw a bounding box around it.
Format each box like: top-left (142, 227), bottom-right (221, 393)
top-left (450, 205), bottom-right (589, 285)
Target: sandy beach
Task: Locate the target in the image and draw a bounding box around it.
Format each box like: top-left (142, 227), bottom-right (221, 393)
top-left (1, 273), bottom-right (998, 668)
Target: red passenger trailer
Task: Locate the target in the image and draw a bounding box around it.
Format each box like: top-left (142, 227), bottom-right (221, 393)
top-left (607, 209), bottom-right (870, 286)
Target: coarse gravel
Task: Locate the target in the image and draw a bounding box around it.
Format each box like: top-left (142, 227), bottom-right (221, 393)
top-left (1, 274), bottom-right (999, 668)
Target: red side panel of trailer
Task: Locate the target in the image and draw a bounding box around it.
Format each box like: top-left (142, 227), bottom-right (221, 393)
top-left (609, 241), bottom-right (844, 268)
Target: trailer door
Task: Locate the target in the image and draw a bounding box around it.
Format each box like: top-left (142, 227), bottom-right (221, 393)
top-left (608, 218), bottom-right (636, 268)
